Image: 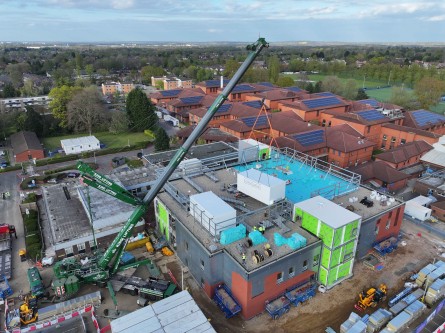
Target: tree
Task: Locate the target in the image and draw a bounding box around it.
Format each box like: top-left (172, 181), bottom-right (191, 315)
top-left (268, 56), bottom-right (280, 83)
top-left (2, 83), bottom-right (17, 98)
top-left (109, 112), bottom-right (130, 134)
top-left (223, 59), bottom-right (240, 79)
top-left (305, 82), bottom-right (315, 93)
top-left (314, 81), bottom-right (322, 93)
top-left (48, 85), bottom-right (82, 127)
top-left (66, 86), bottom-right (106, 134)
top-left (390, 86), bottom-right (415, 109)
top-left (355, 89), bottom-right (369, 100)
top-left (24, 107), bottom-right (43, 137)
top-left (275, 76), bottom-right (294, 87)
top-left (414, 77), bottom-right (445, 109)
top-left (6, 63), bottom-right (30, 88)
top-left (321, 76), bottom-right (343, 95)
top-left (342, 79), bottom-right (358, 100)
top-left (126, 87), bottom-right (157, 131)
top-left (154, 127), bottom-right (170, 151)
top-left (141, 66), bottom-right (166, 85)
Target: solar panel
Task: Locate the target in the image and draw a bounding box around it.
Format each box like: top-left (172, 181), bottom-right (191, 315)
top-left (292, 130), bottom-right (325, 147)
top-left (259, 82), bottom-right (274, 87)
top-left (314, 92), bottom-right (335, 97)
top-left (160, 89), bottom-right (181, 97)
top-left (357, 99), bottom-right (379, 108)
top-left (285, 86), bottom-right (302, 92)
top-left (356, 109), bottom-right (386, 121)
top-left (241, 115), bottom-right (269, 127)
top-left (213, 104), bottom-right (231, 113)
top-left (411, 110), bottom-right (445, 127)
top-left (232, 84), bottom-right (255, 93)
top-left (180, 96), bottom-right (203, 104)
top-left (302, 97), bottom-right (343, 109)
top-left (243, 100), bottom-right (263, 109)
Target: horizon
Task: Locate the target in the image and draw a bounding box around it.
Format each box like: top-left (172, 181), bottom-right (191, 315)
top-left (1, 0), bottom-right (445, 43)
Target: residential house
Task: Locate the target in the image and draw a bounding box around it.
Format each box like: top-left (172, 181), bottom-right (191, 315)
top-left (149, 88), bottom-right (204, 106)
top-left (151, 76), bottom-right (193, 90)
top-left (244, 88), bottom-right (305, 110)
top-left (176, 126), bottom-right (238, 144)
top-left (101, 81), bottom-right (134, 96)
top-left (379, 123), bottom-right (441, 150)
top-left (349, 161), bottom-right (410, 192)
top-left (403, 110), bottom-right (445, 135)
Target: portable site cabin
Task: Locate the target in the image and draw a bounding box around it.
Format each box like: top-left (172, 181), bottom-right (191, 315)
top-left (294, 196), bottom-right (361, 289)
top-left (61, 136), bottom-right (100, 155)
top-left (238, 139), bottom-right (271, 164)
top-left (189, 191), bottom-right (236, 236)
top-left (237, 168), bottom-right (286, 205)
top-left (405, 196), bottom-right (432, 221)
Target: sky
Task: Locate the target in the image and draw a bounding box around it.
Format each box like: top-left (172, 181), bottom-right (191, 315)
top-left (0, 0), bottom-right (445, 43)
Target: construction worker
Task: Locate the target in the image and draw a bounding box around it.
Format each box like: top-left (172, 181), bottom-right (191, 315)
top-left (258, 226), bottom-right (265, 234)
top-left (253, 226), bottom-right (257, 232)
top-left (242, 253), bottom-right (246, 264)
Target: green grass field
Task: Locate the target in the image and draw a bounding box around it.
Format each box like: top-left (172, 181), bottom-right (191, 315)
top-left (282, 73), bottom-right (387, 89)
top-left (365, 87), bottom-right (415, 102)
top-left (42, 132), bottom-right (150, 150)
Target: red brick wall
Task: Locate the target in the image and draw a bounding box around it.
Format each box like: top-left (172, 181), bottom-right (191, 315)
top-left (328, 147), bottom-right (373, 168)
top-left (375, 205), bottom-right (405, 242)
top-left (431, 205), bottom-right (445, 220)
top-left (378, 127), bottom-right (438, 150)
top-left (230, 270), bottom-right (315, 319)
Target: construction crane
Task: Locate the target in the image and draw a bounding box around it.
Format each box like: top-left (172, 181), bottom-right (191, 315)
top-left (53, 38), bottom-right (269, 290)
top-left (354, 283), bottom-right (387, 311)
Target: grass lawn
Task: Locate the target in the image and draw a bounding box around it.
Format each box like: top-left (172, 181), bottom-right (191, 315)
top-left (42, 132), bottom-right (151, 150)
top-left (431, 102), bottom-right (445, 115)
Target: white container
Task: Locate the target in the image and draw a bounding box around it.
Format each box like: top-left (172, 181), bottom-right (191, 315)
top-left (189, 191), bottom-right (236, 236)
top-left (237, 168), bottom-right (286, 205)
top-left (405, 201), bottom-right (432, 221)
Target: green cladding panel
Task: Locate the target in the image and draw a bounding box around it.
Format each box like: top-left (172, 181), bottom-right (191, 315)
top-left (157, 200), bottom-right (170, 241)
top-left (258, 147), bottom-right (270, 160)
top-left (318, 222), bottom-right (334, 247)
top-left (319, 266), bottom-right (328, 286)
top-left (321, 247), bottom-right (331, 268)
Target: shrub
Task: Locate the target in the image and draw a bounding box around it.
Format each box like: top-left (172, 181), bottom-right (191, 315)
top-left (127, 159), bottom-right (143, 168)
top-left (26, 243), bottom-right (42, 260)
top-left (22, 193), bottom-right (37, 203)
top-left (25, 234), bottom-right (41, 246)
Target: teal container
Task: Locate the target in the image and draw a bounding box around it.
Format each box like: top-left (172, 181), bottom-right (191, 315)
top-left (52, 278), bottom-right (66, 296)
top-left (66, 275), bottom-right (80, 294)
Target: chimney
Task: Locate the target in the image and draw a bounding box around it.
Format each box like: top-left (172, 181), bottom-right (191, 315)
top-left (220, 75), bottom-right (224, 89)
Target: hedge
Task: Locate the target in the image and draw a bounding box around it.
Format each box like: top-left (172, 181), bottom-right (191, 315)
top-left (22, 193), bottom-right (37, 203)
top-left (26, 243), bottom-right (42, 261)
top-left (0, 165), bottom-right (22, 173)
top-left (22, 210), bottom-right (42, 260)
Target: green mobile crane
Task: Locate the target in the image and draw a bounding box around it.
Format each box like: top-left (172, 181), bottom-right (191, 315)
top-left (53, 37), bottom-right (268, 291)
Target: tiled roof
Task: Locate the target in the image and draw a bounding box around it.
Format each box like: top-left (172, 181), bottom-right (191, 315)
top-left (250, 89), bottom-right (301, 101)
top-left (177, 126), bottom-right (238, 142)
top-left (301, 96), bottom-right (346, 110)
top-left (333, 111), bottom-right (390, 125)
top-left (350, 161), bottom-right (410, 183)
top-left (11, 131), bottom-right (42, 155)
top-left (326, 126), bottom-right (375, 153)
top-left (149, 88), bottom-right (204, 100)
top-left (404, 109), bottom-right (445, 129)
top-left (197, 79), bottom-right (230, 88)
top-left (357, 99), bottom-right (380, 108)
top-left (375, 141), bottom-right (433, 164)
top-left (273, 132), bottom-right (327, 153)
top-left (188, 102), bottom-right (261, 119)
top-left (381, 123), bottom-right (441, 139)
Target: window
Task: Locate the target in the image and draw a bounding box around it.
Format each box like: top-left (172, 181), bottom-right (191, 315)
top-left (344, 252), bottom-right (353, 261)
top-left (338, 151), bottom-right (341, 156)
top-left (200, 259), bottom-right (205, 270)
top-left (89, 240), bottom-right (96, 251)
top-left (367, 126), bottom-right (371, 134)
top-left (289, 267), bottom-right (295, 278)
top-left (201, 278), bottom-right (205, 287)
top-left (391, 136), bottom-right (396, 143)
top-left (185, 242), bottom-right (189, 251)
top-left (65, 247), bottom-right (74, 257)
top-left (386, 220), bottom-right (391, 230)
top-left (401, 139), bottom-right (406, 145)
top-left (375, 225), bottom-right (379, 235)
top-left (383, 134), bottom-right (387, 141)
top-left (277, 272), bottom-right (284, 284)
top-left (351, 228), bottom-right (358, 236)
top-left (313, 254), bottom-right (320, 266)
top-left (303, 260), bottom-right (308, 271)
top-left (77, 242), bottom-right (86, 254)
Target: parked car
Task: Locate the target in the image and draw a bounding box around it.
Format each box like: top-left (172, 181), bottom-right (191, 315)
top-left (67, 172), bottom-right (80, 178)
top-left (0, 150), bottom-right (5, 156)
top-left (41, 257), bottom-right (54, 266)
top-left (47, 178), bottom-right (58, 184)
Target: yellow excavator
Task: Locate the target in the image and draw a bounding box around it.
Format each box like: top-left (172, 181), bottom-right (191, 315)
top-left (19, 295), bottom-right (38, 326)
top-left (355, 284), bottom-right (387, 311)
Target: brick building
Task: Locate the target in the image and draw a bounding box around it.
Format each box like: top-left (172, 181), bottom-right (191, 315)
top-left (379, 123), bottom-right (441, 150)
top-left (244, 88), bottom-right (304, 110)
top-left (101, 82), bottom-right (134, 96)
top-left (403, 110), bottom-right (445, 135)
top-left (375, 141), bottom-right (432, 170)
top-left (151, 76), bottom-right (193, 90)
top-left (10, 131), bottom-right (44, 163)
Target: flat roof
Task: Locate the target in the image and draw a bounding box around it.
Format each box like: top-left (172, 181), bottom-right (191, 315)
top-left (239, 168), bottom-right (286, 187)
top-left (111, 291), bottom-right (216, 333)
top-left (60, 135), bottom-right (99, 147)
top-left (42, 184), bottom-right (92, 244)
top-left (157, 168), bottom-right (320, 271)
top-left (330, 186), bottom-right (405, 221)
top-left (295, 196), bottom-right (361, 228)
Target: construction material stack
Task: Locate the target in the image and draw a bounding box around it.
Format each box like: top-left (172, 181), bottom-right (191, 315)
top-left (389, 288), bottom-right (424, 316)
top-left (0, 224), bottom-right (14, 280)
top-left (425, 278), bottom-right (445, 306)
top-left (381, 300), bottom-right (426, 333)
top-left (285, 280), bottom-right (316, 306)
top-left (366, 308), bottom-right (393, 333)
top-left (294, 196), bottom-right (361, 289)
top-left (0, 276), bottom-right (13, 299)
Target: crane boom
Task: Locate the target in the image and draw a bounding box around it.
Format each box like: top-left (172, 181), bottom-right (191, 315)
top-left (91, 38), bottom-right (268, 271)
